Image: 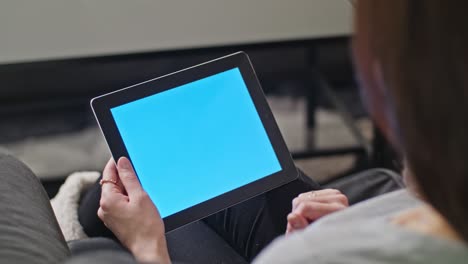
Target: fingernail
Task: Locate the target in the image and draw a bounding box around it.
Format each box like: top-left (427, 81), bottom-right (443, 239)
top-left (291, 220), bottom-right (301, 228)
top-left (288, 215), bottom-right (300, 228)
top-left (118, 157), bottom-right (131, 170)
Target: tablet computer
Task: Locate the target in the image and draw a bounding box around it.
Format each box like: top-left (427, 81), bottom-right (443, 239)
top-left (91, 52), bottom-right (298, 232)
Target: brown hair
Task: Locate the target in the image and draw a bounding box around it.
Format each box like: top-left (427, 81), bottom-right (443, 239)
top-left (357, 1), bottom-right (468, 240)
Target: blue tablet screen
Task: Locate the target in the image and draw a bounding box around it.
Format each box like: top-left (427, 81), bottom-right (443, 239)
top-left (111, 68), bottom-right (282, 217)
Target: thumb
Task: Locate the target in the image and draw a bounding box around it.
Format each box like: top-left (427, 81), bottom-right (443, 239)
top-left (287, 213), bottom-right (308, 231)
top-left (117, 157), bottom-right (143, 197)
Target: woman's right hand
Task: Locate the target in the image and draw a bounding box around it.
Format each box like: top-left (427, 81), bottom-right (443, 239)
top-left (98, 157), bottom-right (171, 264)
top-left (286, 189), bottom-right (348, 234)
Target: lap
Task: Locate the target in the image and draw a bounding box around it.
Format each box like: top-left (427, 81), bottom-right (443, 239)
top-left (204, 168), bottom-right (403, 261)
top-left (78, 167), bottom-right (403, 262)
top-left (203, 169), bottom-right (320, 261)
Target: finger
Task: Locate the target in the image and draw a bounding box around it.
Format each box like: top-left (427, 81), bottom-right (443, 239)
top-left (286, 222), bottom-right (298, 235)
top-left (294, 189), bottom-right (346, 210)
top-left (286, 222), bottom-right (293, 234)
top-left (287, 213), bottom-right (308, 232)
top-left (102, 158), bottom-right (117, 181)
top-left (293, 189), bottom-right (341, 210)
top-left (117, 157), bottom-right (143, 198)
top-left (293, 202), bottom-right (346, 222)
top-left (293, 193), bottom-right (348, 210)
top-left (297, 189), bottom-right (341, 200)
top-left (104, 158), bottom-right (125, 192)
top-left (97, 207), bottom-right (108, 223)
top-left (102, 158), bottom-right (124, 195)
top-left (97, 208), bottom-right (110, 229)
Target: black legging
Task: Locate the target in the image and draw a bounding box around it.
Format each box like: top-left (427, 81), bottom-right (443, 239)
top-left (78, 169), bottom-right (320, 261)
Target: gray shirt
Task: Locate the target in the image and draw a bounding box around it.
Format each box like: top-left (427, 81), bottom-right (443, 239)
top-left (253, 190), bottom-right (468, 263)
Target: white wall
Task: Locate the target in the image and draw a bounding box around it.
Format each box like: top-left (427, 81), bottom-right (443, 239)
top-left (0, 0), bottom-right (352, 64)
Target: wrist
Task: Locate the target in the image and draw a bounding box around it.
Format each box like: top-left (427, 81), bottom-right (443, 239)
top-left (131, 237), bottom-right (171, 264)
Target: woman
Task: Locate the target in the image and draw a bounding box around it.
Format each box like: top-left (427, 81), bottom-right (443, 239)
top-left (96, 1), bottom-right (468, 263)
top-left (1, 1), bottom-right (467, 263)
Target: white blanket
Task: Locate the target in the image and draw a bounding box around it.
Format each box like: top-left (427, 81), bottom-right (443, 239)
top-left (51, 171), bottom-right (100, 241)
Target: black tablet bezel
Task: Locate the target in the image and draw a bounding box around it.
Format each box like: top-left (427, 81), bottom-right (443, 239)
top-left (91, 52), bottom-right (298, 232)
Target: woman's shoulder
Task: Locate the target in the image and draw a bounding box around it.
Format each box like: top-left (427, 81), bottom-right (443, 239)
top-left (253, 190), bottom-right (468, 264)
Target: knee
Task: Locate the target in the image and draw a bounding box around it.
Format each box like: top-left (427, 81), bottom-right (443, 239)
top-left (0, 149), bottom-right (27, 170)
top-left (355, 168), bottom-right (404, 186)
top-left (0, 149), bottom-right (39, 187)
top-left (0, 147), bottom-right (13, 159)
top-left (0, 148), bottom-right (24, 169)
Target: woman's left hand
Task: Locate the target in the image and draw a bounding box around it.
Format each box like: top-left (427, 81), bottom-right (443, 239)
top-left (98, 157), bottom-right (171, 264)
top-left (286, 189), bottom-right (349, 234)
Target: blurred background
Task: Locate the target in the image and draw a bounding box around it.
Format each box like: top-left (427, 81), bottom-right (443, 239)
top-left (0, 0), bottom-right (396, 197)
